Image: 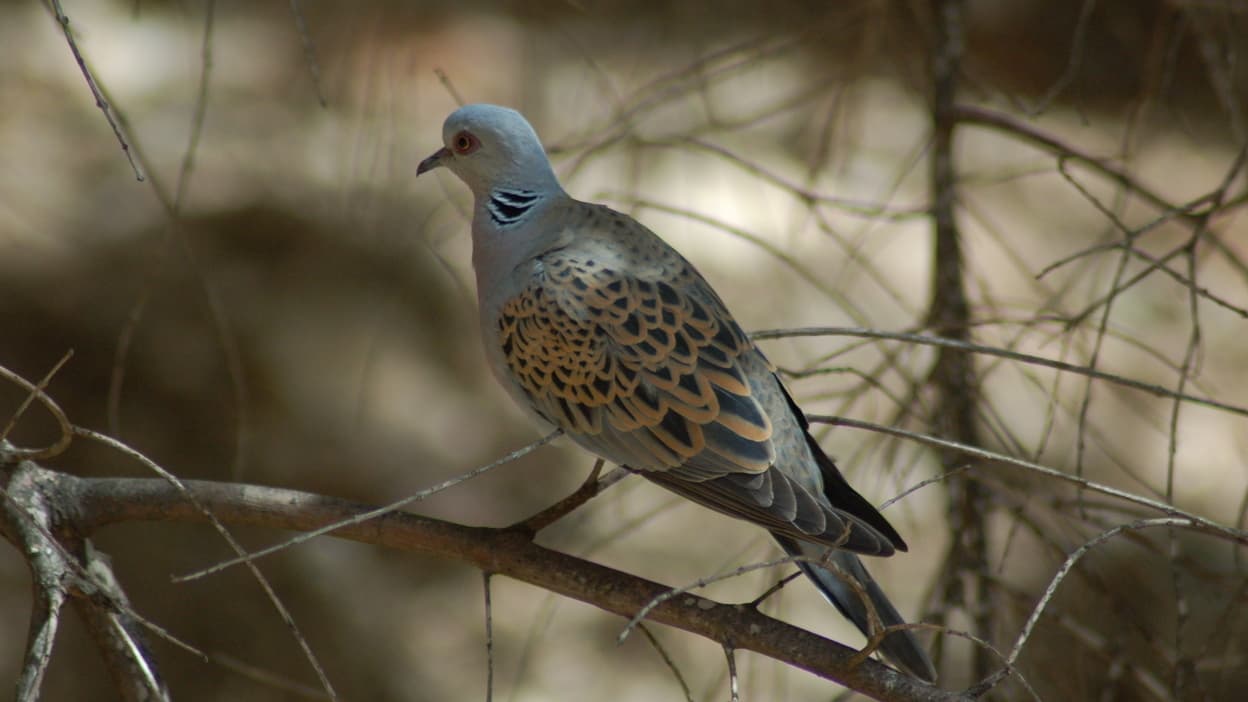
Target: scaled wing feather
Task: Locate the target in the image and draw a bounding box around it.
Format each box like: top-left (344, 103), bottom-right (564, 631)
top-left (496, 240), bottom-right (775, 475)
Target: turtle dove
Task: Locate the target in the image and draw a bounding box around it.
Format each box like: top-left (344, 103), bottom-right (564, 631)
top-left (417, 103), bottom-right (936, 682)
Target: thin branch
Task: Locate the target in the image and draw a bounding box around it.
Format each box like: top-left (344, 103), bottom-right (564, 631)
top-left (176, 431), bottom-right (561, 581)
top-left (810, 415), bottom-right (1248, 546)
top-left (753, 327), bottom-right (1248, 419)
top-left (288, 0), bottom-right (327, 107)
top-left (434, 67), bottom-right (466, 107)
top-left (516, 459), bottom-right (616, 533)
top-left (45, 0), bottom-right (143, 179)
top-left (953, 105), bottom-right (1248, 227)
top-left (482, 572), bottom-right (494, 702)
top-left (619, 554), bottom-right (814, 645)
top-left (724, 644), bottom-right (740, 702)
top-left (1025, 0), bottom-right (1099, 114)
top-left (1006, 517), bottom-right (1199, 668)
top-left (637, 624), bottom-right (695, 702)
top-left (72, 427), bottom-right (340, 701)
top-left (210, 653), bottom-right (332, 700)
top-left (0, 354), bottom-right (74, 461)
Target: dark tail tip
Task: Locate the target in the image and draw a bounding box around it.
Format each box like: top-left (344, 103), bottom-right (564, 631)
top-left (777, 536), bottom-right (938, 682)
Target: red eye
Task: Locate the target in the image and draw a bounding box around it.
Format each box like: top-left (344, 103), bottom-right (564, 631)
top-left (452, 131), bottom-right (480, 154)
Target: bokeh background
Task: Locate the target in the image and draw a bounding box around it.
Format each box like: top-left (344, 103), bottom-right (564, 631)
top-left (2, 1), bottom-right (1247, 700)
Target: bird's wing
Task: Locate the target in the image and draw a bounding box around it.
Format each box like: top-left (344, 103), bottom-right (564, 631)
top-left (496, 235), bottom-right (775, 476)
top-left (492, 210), bottom-right (898, 553)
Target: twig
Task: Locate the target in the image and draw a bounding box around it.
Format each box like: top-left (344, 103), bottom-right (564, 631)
top-left (637, 624), bottom-right (694, 702)
top-left (45, 0), bottom-right (143, 180)
top-left (753, 326), bottom-right (1248, 419)
top-left (434, 67), bottom-right (466, 107)
top-left (724, 644), bottom-right (740, 702)
top-left (0, 354), bottom-right (74, 461)
top-left (210, 653), bottom-right (333, 700)
top-left (952, 105), bottom-right (1224, 226)
top-left (176, 431), bottom-right (561, 581)
top-left (517, 460), bottom-right (621, 533)
top-left (482, 572), bottom-right (494, 702)
top-left (1006, 517), bottom-right (1198, 668)
top-left (809, 415), bottom-right (1248, 546)
top-left (73, 427), bottom-right (341, 701)
top-left (289, 0), bottom-right (327, 107)
top-left (1025, 0), bottom-right (1099, 115)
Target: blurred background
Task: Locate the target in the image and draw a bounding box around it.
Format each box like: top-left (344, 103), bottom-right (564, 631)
top-left (2, 1), bottom-right (1247, 700)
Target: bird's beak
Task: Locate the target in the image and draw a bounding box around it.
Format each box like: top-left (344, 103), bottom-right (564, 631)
top-left (417, 147), bottom-right (450, 176)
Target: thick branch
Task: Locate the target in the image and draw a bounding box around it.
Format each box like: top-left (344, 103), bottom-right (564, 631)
top-left (7, 462), bottom-right (972, 702)
top-left (927, 0), bottom-right (992, 681)
top-left (1, 458), bottom-right (170, 702)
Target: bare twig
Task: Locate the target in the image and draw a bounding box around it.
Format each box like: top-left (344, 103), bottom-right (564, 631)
top-left (810, 415), bottom-right (1248, 546)
top-left (434, 67), bottom-right (466, 107)
top-left (289, 0), bottom-right (327, 107)
top-left (177, 431), bottom-right (561, 581)
top-left (1006, 517), bottom-right (1200, 667)
top-left (482, 572), bottom-right (494, 702)
top-left (0, 354), bottom-right (74, 461)
top-left (637, 623), bottom-right (695, 702)
top-left (73, 427), bottom-right (341, 701)
top-left (516, 459), bottom-right (618, 533)
top-left (45, 0), bottom-right (143, 179)
top-left (210, 653), bottom-right (333, 700)
top-left (724, 644), bottom-right (741, 702)
top-left (753, 327), bottom-right (1248, 419)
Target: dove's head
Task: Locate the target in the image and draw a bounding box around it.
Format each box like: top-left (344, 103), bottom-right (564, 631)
top-left (417, 104), bottom-right (561, 198)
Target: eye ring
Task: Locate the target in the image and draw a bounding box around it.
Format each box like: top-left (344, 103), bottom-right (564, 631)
top-left (451, 131), bottom-right (480, 155)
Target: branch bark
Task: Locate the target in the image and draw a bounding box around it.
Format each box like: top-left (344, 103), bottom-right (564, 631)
top-left (926, 0), bottom-right (993, 681)
top-left (0, 457), bottom-right (972, 702)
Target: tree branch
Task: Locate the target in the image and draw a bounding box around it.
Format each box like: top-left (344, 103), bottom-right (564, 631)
top-left (2, 458), bottom-right (971, 702)
top-left (927, 0), bottom-right (993, 681)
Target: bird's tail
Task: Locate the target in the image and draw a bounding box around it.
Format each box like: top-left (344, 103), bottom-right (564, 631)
top-left (775, 535), bottom-right (937, 682)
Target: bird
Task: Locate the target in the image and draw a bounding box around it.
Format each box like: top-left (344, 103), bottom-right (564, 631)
top-left (417, 103), bottom-right (936, 682)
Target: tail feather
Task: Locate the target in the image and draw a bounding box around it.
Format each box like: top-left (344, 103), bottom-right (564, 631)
top-left (775, 535), bottom-right (937, 682)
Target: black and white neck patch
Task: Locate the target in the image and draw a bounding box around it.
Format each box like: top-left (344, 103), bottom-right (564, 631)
top-left (487, 188), bottom-right (542, 227)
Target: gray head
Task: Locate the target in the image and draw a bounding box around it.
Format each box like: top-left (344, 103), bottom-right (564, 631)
top-left (417, 104), bottom-right (562, 198)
